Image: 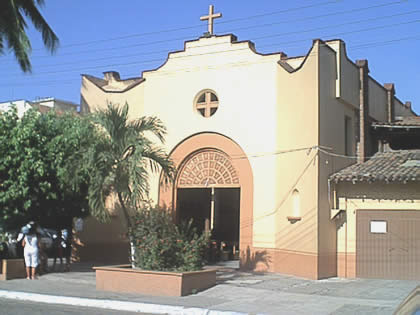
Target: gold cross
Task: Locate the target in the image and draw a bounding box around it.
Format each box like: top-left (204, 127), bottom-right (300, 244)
top-left (196, 92), bottom-right (219, 117)
top-left (200, 5), bottom-right (222, 35)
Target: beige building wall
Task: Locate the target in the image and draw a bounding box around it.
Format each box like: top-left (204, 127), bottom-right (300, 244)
top-left (334, 182), bottom-right (420, 277)
top-left (141, 35), bottom-right (282, 249)
top-left (79, 33), bottom-right (416, 278)
top-left (272, 41), bottom-right (319, 278)
top-left (318, 40), bottom-right (358, 278)
top-left (326, 40), bottom-right (359, 107)
top-left (81, 76), bottom-right (145, 119)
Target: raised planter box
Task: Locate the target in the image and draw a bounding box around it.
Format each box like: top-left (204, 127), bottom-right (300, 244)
top-left (93, 264), bottom-right (217, 296)
top-left (0, 259), bottom-right (26, 280)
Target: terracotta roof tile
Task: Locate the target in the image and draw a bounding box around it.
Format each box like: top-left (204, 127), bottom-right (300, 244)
top-left (330, 150), bottom-right (420, 183)
top-left (372, 116), bottom-right (420, 128)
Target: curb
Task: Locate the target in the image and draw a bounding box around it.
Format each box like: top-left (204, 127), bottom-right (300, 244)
top-left (0, 290), bottom-right (247, 315)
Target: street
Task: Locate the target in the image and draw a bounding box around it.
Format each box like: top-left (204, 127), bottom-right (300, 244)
top-left (0, 298), bottom-right (154, 315)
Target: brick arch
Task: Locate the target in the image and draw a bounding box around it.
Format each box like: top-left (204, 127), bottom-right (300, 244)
top-left (177, 149), bottom-right (239, 187)
top-left (158, 132), bottom-right (253, 254)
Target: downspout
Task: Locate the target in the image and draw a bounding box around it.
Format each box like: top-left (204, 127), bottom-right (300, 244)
top-left (356, 60), bottom-right (369, 163)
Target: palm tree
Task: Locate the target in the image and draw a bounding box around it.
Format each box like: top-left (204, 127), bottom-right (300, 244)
top-left (84, 103), bottom-right (174, 232)
top-left (0, 0), bottom-right (59, 72)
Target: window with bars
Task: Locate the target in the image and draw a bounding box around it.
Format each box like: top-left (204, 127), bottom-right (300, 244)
top-left (195, 90), bottom-right (219, 117)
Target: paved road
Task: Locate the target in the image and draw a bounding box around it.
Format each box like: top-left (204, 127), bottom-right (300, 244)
top-left (0, 298), bottom-right (154, 315)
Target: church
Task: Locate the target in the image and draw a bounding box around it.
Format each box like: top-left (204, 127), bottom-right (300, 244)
top-left (76, 6), bottom-right (419, 280)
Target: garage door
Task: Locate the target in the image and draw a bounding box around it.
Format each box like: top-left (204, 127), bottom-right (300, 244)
top-left (356, 210), bottom-right (420, 280)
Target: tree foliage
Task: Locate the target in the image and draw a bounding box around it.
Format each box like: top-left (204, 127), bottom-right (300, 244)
top-left (0, 107), bottom-right (93, 230)
top-left (77, 103), bottom-right (174, 229)
top-left (0, 0), bottom-right (59, 72)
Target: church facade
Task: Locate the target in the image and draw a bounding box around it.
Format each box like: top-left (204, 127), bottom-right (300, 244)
top-left (77, 7), bottom-right (418, 279)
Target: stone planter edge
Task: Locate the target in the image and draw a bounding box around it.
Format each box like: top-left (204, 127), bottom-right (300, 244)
top-left (93, 264), bottom-right (217, 296)
top-left (0, 259), bottom-right (26, 280)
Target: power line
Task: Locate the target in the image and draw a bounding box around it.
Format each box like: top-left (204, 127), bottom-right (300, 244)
top-left (261, 17), bottom-right (420, 49)
top-left (2, 33), bottom-right (420, 88)
top-left (4, 16), bottom-right (420, 78)
top-left (253, 10), bottom-right (420, 41)
top-left (217, 0), bottom-right (408, 35)
top-left (2, 8), bottom-right (418, 72)
top-left (29, 0), bottom-right (342, 52)
top-left (4, 0), bottom-right (408, 63)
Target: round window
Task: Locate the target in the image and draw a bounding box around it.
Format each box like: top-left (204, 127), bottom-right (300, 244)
top-left (194, 90), bottom-right (219, 117)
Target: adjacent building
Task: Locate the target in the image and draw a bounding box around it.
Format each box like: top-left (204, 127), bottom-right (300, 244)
top-left (0, 97), bottom-right (79, 117)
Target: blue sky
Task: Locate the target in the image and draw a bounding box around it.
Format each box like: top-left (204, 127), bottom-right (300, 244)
top-left (1, 0), bottom-right (420, 114)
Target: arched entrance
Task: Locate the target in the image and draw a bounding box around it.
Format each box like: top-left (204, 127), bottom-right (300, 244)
top-left (159, 132), bottom-right (253, 260)
top-left (177, 149), bottom-right (240, 245)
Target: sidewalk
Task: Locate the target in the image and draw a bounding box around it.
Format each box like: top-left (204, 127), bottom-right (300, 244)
top-left (0, 260), bottom-right (418, 314)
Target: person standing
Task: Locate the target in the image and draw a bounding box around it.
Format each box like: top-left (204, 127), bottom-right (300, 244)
top-left (22, 223), bottom-right (39, 280)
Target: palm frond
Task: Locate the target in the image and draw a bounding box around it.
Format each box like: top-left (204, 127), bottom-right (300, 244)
top-left (0, 0), bottom-right (32, 71)
top-left (142, 144), bottom-right (175, 180)
top-left (84, 102), bottom-right (173, 227)
top-left (18, 0), bottom-right (59, 53)
top-left (131, 116), bottom-right (167, 143)
top-left (0, 0), bottom-right (58, 72)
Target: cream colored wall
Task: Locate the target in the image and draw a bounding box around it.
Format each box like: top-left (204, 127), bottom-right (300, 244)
top-left (141, 35), bottom-right (282, 248)
top-left (286, 56), bottom-right (306, 69)
top-left (325, 40), bottom-right (359, 107)
top-left (318, 41), bottom-right (360, 277)
top-left (80, 76), bottom-right (145, 119)
top-left (336, 182), bottom-right (420, 255)
top-left (274, 42), bottom-right (319, 254)
top-left (79, 33), bottom-right (416, 274)
top-left (78, 79), bottom-right (145, 261)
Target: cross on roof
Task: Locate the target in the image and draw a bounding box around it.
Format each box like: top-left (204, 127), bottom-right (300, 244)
top-left (200, 5), bottom-right (222, 35)
top-left (196, 91), bottom-right (218, 117)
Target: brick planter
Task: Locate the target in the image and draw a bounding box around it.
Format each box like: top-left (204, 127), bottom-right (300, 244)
top-left (0, 259), bottom-right (26, 280)
top-left (93, 264), bottom-right (216, 296)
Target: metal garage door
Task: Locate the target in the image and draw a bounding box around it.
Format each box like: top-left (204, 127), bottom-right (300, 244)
top-left (356, 210), bottom-right (420, 280)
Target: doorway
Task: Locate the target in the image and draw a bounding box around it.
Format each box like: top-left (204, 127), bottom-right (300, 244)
top-left (176, 187), bottom-right (240, 259)
top-left (177, 188), bottom-right (211, 234)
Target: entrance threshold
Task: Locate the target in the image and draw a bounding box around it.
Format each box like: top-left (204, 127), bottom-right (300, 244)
top-left (207, 260), bottom-right (239, 269)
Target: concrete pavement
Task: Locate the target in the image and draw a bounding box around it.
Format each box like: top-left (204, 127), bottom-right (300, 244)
top-left (0, 260), bottom-right (418, 314)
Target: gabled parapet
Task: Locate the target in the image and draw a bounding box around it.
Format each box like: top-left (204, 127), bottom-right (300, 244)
top-left (82, 72), bottom-right (144, 93)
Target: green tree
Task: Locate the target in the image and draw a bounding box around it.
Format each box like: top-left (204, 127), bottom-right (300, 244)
top-left (80, 103), bottom-right (174, 230)
top-left (0, 107), bottom-right (93, 230)
top-left (0, 0), bottom-right (59, 72)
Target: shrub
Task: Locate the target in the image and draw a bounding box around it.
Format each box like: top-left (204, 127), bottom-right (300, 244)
top-left (0, 232), bottom-right (8, 259)
top-left (129, 206), bottom-right (209, 272)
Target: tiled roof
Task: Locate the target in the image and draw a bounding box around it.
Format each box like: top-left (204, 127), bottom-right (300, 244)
top-left (372, 116), bottom-right (420, 128)
top-left (330, 150), bottom-right (420, 183)
top-left (31, 104), bottom-right (51, 114)
top-left (31, 104), bottom-right (78, 116)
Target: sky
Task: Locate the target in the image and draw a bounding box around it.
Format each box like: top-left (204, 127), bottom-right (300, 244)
top-left (1, 0), bottom-right (420, 113)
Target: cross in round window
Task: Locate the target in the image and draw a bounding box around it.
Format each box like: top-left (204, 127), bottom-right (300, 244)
top-left (195, 90), bottom-right (219, 117)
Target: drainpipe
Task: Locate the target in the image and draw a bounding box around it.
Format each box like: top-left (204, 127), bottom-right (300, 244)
top-left (356, 60), bottom-right (369, 163)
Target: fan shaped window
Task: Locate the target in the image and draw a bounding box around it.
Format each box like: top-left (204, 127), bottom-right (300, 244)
top-left (195, 90), bottom-right (219, 117)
